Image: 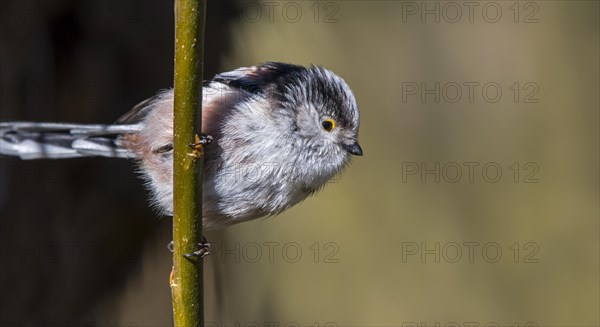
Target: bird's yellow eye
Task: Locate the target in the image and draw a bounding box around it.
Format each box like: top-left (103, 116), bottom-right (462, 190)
top-left (321, 118), bottom-right (336, 132)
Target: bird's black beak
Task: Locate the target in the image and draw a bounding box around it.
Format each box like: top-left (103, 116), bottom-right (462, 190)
top-left (343, 142), bottom-right (363, 156)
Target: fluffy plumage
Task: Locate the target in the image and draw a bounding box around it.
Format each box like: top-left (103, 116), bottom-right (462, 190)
top-left (0, 62), bottom-right (362, 229)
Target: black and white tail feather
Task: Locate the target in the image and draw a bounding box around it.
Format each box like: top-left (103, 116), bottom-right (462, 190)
top-left (0, 121), bottom-right (141, 160)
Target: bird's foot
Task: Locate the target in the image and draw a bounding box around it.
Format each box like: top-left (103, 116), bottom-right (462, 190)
top-left (187, 133), bottom-right (212, 158)
top-left (167, 236), bottom-right (212, 259)
top-left (184, 236), bottom-right (212, 259)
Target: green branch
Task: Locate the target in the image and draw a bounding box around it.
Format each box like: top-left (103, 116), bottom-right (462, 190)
top-left (171, 0), bottom-right (206, 326)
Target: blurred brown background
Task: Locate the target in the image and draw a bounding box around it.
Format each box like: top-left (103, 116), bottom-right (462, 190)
top-left (0, 1), bottom-right (598, 326)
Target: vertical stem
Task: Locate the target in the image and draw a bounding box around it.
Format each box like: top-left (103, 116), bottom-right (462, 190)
top-left (172, 0), bottom-right (206, 326)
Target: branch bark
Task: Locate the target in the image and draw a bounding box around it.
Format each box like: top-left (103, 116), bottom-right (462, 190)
top-left (171, 0), bottom-right (206, 326)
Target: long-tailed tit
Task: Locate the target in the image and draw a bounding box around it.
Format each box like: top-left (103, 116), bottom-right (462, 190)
top-left (0, 62), bottom-right (362, 229)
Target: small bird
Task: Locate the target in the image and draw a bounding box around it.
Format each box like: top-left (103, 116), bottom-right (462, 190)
top-left (0, 62), bottom-right (362, 230)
